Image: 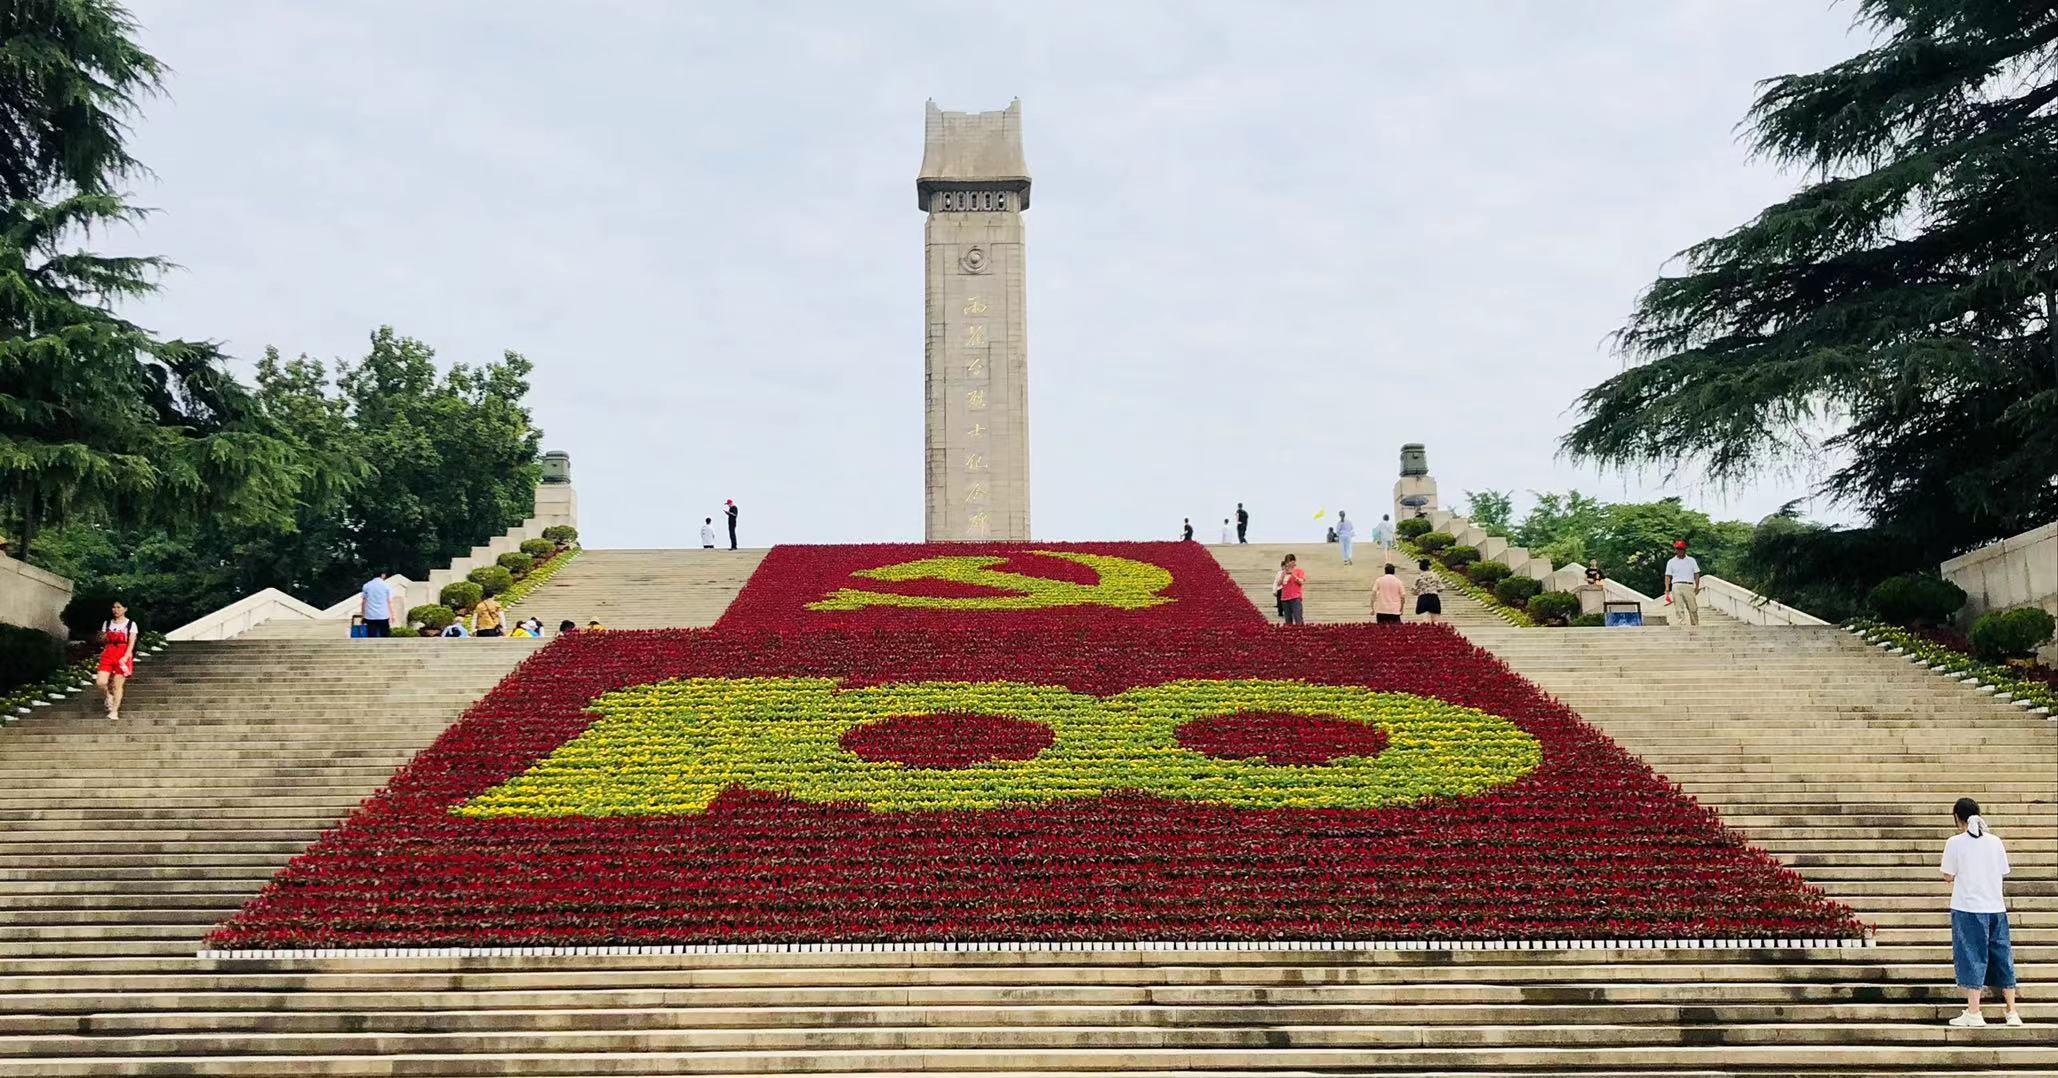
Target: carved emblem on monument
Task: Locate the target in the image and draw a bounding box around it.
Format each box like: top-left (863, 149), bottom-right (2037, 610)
top-left (959, 246), bottom-right (989, 274)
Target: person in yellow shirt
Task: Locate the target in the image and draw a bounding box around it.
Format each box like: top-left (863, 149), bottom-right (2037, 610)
top-left (471, 594), bottom-right (506, 637)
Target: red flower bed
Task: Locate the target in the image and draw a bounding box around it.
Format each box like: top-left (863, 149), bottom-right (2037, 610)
top-left (210, 623), bottom-right (1863, 947)
top-left (715, 541), bottom-right (1264, 630)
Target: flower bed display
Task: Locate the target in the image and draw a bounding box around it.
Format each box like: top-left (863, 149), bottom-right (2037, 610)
top-left (211, 568), bottom-right (1863, 947)
top-left (715, 542), bottom-right (1264, 630)
top-left (1847, 617), bottom-right (2057, 712)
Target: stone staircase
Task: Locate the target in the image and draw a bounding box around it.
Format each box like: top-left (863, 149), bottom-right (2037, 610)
top-left (0, 639), bottom-right (544, 963)
top-left (504, 547), bottom-right (767, 630)
top-left (1461, 623), bottom-right (2058, 963)
top-left (0, 550), bottom-right (2052, 1073)
top-left (1208, 541), bottom-right (1507, 627)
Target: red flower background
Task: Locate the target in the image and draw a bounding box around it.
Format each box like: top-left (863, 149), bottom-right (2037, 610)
top-left (210, 543), bottom-right (1862, 947)
top-left (713, 541), bottom-right (1264, 631)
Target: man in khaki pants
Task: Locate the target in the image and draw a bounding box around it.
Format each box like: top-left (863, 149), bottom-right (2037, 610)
top-left (1663, 540), bottom-right (1701, 626)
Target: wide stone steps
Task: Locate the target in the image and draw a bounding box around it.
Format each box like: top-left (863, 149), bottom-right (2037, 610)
top-left (506, 548), bottom-right (766, 630)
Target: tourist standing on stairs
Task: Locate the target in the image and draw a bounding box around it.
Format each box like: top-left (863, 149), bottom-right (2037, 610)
top-left (1371, 514), bottom-right (1393, 556)
top-left (1182, 518), bottom-right (1194, 541)
top-left (1412, 559), bottom-right (1444, 624)
top-left (1942, 797), bottom-right (2023, 1026)
top-left (359, 571), bottom-right (396, 638)
top-left (93, 600), bottom-right (138, 721)
top-left (1662, 540), bottom-right (1701, 626)
top-left (1220, 518), bottom-right (1232, 544)
top-left (1336, 511), bottom-right (1355, 564)
top-left (1276, 555), bottom-right (1306, 624)
top-left (1372, 564), bottom-right (1406, 624)
top-left (472, 593), bottom-right (505, 637)
top-left (725, 500), bottom-right (740, 550)
top-left (700, 518), bottom-right (716, 549)
top-left (1235, 503), bottom-right (1249, 543)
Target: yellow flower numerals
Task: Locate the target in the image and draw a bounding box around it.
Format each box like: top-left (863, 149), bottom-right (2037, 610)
top-left (803, 551), bottom-right (1174, 611)
top-left (455, 678), bottom-right (1543, 818)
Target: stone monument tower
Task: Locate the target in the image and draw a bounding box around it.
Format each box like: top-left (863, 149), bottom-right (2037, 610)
top-left (919, 99), bottom-right (1031, 541)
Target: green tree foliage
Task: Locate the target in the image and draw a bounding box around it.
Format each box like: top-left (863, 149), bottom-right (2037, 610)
top-left (1513, 491), bottom-right (1607, 567)
top-left (0, 0), bottom-right (162, 201)
top-left (1566, 2), bottom-right (2058, 559)
top-left (36, 331), bottom-right (541, 630)
top-left (341, 328), bottom-right (542, 578)
top-left (1462, 490), bottom-right (1514, 534)
top-left (0, 1), bottom-right (304, 561)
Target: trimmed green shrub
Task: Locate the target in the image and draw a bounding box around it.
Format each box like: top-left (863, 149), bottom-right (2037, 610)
top-left (0, 625), bottom-right (66, 691)
top-left (497, 551), bottom-right (535, 578)
top-left (1494, 576), bottom-right (1542, 607)
top-left (1416, 531), bottom-right (1455, 553)
top-left (1465, 561), bottom-right (1513, 586)
top-left (520, 537), bottom-right (555, 559)
top-left (1396, 517), bottom-right (1434, 540)
top-left (542, 525), bottom-right (579, 546)
top-left (1442, 545), bottom-right (1481, 569)
top-left (390, 625), bottom-right (421, 638)
top-left (1570, 612), bottom-right (1606, 627)
top-left (1865, 573), bottom-right (1966, 626)
top-left (1527, 590), bottom-right (1582, 626)
top-left (1970, 606), bottom-right (2056, 662)
top-left (439, 581), bottom-right (484, 611)
top-left (468, 565), bottom-right (515, 596)
top-left (408, 604), bottom-right (456, 632)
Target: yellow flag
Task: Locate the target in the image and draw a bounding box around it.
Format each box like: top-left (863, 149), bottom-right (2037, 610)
top-left (1313, 508), bottom-right (1326, 520)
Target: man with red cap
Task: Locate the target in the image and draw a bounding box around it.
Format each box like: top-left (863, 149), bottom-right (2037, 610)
top-left (1663, 539), bottom-right (1701, 626)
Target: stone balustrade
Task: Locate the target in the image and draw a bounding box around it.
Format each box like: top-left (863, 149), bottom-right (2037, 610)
top-left (0, 554), bottom-right (72, 638)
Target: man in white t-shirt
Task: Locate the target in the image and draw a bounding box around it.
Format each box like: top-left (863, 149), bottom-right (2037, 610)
top-left (1662, 540), bottom-right (1701, 627)
top-left (700, 517), bottom-right (717, 549)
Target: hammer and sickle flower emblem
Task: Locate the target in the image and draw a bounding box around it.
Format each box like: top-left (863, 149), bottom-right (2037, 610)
top-left (805, 551), bottom-right (1174, 612)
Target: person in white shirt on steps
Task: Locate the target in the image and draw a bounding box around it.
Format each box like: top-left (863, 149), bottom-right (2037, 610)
top-left (700, 517), bottom-right (717, 549)
top-left (1336, 511), bottom-right (1355, 565)
top-left (1662, 540), bottom-right (1700, 627)
top-left (1942, 797), bottom-right (2022, 1027)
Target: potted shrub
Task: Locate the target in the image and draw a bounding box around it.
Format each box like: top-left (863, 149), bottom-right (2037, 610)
top-left (1970, 607), bottom-right (2056, 664)
top-left (497, 551), bottom-right (535, 578)
top-left (440, 581), bottom-right (484, 611)
top-left (1396, 517), bottom-right (1434, 540)
top-left (520, 537), bottom-right (556, 560)
top-left (1442, 545), bottom-right (1481, 569)
top-left (1865, 573), bottom-right (1967, 626)
top-left (542, 525), bottom-right (579, 547)
top-left (1527, 591), bottom-right (1582, 626)
top-left (468, 565), bottom-right (516, 597)
top-left (1494, 576), bottom-right (1542, 608)
top-left (1416, 531), bottom-right (1455, 553)
top-left (1466, 561), bottom-right (1513, 586)
top-left (408, 604), bottom-right (456, 633)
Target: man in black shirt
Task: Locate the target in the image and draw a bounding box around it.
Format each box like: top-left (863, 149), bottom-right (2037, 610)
top-left (725, 500), bottom-right (739, 550)
top-left (1235, 503), bottom-right (1249, 543)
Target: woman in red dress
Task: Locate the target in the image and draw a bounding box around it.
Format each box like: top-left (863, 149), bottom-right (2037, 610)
top-left (93, 600), bottom-right (138, 721)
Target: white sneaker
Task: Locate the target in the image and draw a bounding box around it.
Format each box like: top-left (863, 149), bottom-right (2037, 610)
top-left (2004, 1012), bottom-right (2025, 1026)
top-left (1948, 1010), bottom-right (1988, 1027)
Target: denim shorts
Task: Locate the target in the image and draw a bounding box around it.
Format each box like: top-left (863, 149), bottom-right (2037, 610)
top-left (1952, 909), bottom-right (2016, 990)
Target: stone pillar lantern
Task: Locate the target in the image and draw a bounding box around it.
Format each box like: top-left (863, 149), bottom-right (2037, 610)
top-left (1392, 443), bottom-right (1440, 523)
top-left (534, 450), bottom-right (577, 530)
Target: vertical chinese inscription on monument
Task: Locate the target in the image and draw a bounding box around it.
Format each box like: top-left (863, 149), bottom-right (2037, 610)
top-left (920, 99), bottom-right (1031, 541)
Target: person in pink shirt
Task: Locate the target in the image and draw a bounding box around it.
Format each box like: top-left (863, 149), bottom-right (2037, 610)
top-left (1275, 554), bottom-right (1306, 625)
top-left (1372, 563), bottom-right (1407, 624)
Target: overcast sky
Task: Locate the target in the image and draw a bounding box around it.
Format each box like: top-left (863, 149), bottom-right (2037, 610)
top-left (116, 1), bottom-right (1867, 547)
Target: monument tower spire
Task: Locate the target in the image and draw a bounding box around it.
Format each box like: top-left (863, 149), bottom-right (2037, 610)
top-left (919, 99), bottom-right (1031, 541)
